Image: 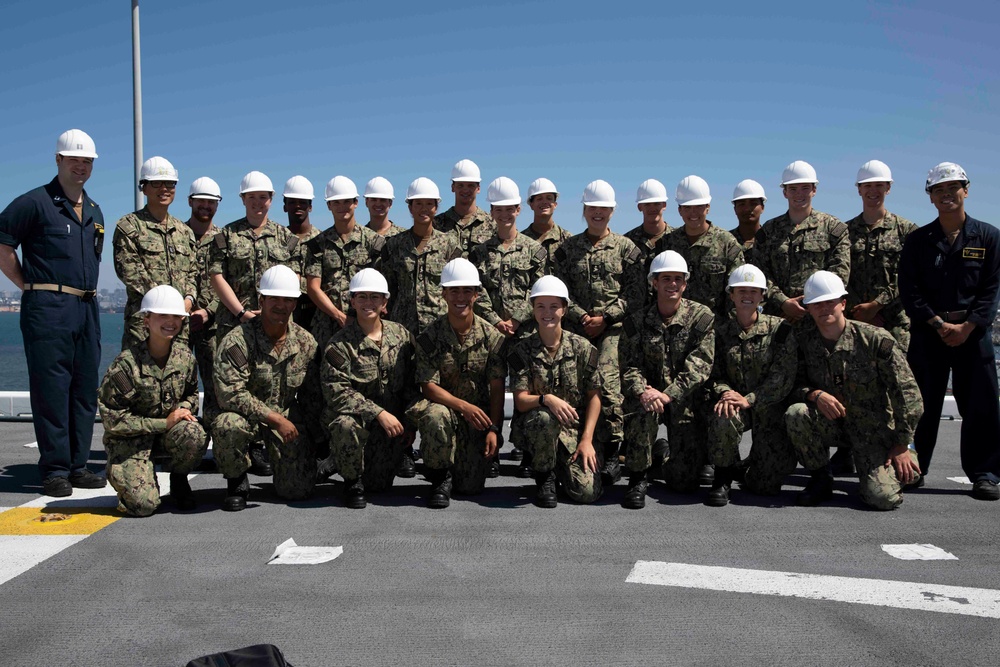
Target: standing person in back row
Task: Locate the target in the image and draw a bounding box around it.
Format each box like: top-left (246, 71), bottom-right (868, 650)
top-left (754, 160), bottom-right (850, 322)
top-left (845, 160), bottom-right (917, 350)
top-left (114, 156), bottom-right (197, 349)
top-left (282, 175), bottom-right (321, 331)
top-left (435, 159), bottom-right (496, 257)
top-left (899, 162), bottom-right (1000, 501)
top-left (0, 129), bottom-right (107, 496)
top-left (729, 179), bottom-right (767, 263)
top-left (521, 178), bottom-right (572, 273)
top-left (364, 177), bottom-right (405, 238)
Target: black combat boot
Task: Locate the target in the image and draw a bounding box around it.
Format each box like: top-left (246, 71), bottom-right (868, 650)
top-left (623, 471), bottom-right (650, 509)
top-left (534, 470), bottom-right (558, 509)
top-left (395, 449), bottom-right (416, 478)
top-left (316, 452), bottom-right (337, 483)
top-left (698, 464), bottom-right (715, 486)
top-left (249, 445), bottom-right (273, 476)
top-left (829, 446), bottom-right (855, 476)
top-left (517, 450), bottom-right (534, 479)
top-left (601, 442), bottom-right (622, 486)
top-left (343, 478), bottom-right (366, 509)
top-left (705, 467), bottom-right (733, 507)
top-left (426, 468), bottom-right (453, 509)
top-left (797, 468), bottom-right (834, 506)
top-left (169, 472), bottom-right (196, 511)
top-left (223, 473), bottom-right (250, 512)
top-left (487, 454), bottom-right (500, 478)
top-left (509, 447), bottom-right (524, 461)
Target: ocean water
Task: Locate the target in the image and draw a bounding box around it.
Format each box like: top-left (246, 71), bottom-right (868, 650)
top-left (0, 312), bottom-right (124, 391)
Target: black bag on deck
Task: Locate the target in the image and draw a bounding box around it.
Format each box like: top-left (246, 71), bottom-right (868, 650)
top-left (185, 643), bottom-right (293, 667)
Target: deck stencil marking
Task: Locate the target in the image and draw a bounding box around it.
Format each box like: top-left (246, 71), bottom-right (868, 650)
top-left (947, 476), bottom-right (973, 485)
top-left (881, 544), bottom-right (958, 561)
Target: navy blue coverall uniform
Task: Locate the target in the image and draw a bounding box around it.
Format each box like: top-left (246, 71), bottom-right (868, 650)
top-left (899, 215), bottom-right (1000, 484)
top-left (0, 178), bottom-right (104, 481)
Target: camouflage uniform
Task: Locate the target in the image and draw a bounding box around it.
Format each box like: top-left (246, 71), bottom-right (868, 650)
top-left (785, 320), bottom-right (923, 510)
top-left (99, 344), bottom-right (208, 516)
top-left (755, 210), bottom-right (850, 315)
top-left (321, 320), bottom-right (418, 491)
top-left (113, 207), bottom-right (198, 348)
top-left (435, 206), bottom-right (497, 258)
top-left (620, 299), bottom-right (715, 490)
top-left (706, 312), bottom-right (798, 494)
top-left (407, 314), bottom-right (506, 495)
top-left (509, 332), bottom-right (604, 503)
top-left (207, 217), bottom-right (302, 342)
top-left (469, 234), bottom-right (546, 334)
top-left (554, 232), bottom-right (644, 450)
top-left (522, 222), bottom-right (573, 273)
top-left (846, 212), bottom-right (918, 350)
top-left (367, 220), bottom-right (406, 238)
top-left (660, 223), bottom-right (745, 317)
top-left (291, 225), bottom-right (321, 331)
top-left (304, 225), bottom-right (386, 349)
top-left (729, 226), bottom-right (758, 265)
top-left (382, 229), bottom-right (463, 334)
top-left (212, 318), bottom-right (321, 500)
top-left (625, 223), bottom-right (672, 309)
top-left (189, 223), bottom-right (221, 425)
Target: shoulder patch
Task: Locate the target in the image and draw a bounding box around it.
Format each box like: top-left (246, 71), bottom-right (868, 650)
top-left (625, 244), bottom-right (642, 264)
top-left (726, 241), bottom-right (742, 261)
top-left (694, 312), bottom-right (714, 334)
top-left (587, 346), bottom-right (599, 371)
top-left (507, 347), bottom-right (527, 373)
top-left (553, 246), bottom-right (567, 264)
top-left (325, 345), bottom-right (346, 368)
top-left (371, 234), bottom-right (386, 253)
top-left (214, 233), bottom-right (228, 249)
top-left (417, 331), bottom-right (435, 355)
top-left (225, 344), bottom-right (249, 370)
top-left (876, 336), bottom-right (895, 361)
top-left (110, 370), bottom-right (134, 396)
top-left (534, 246), bottom-right (548, 264)
top-left (831, 221), bottom-right (849, 240)
top-left (489, 332), bottom-right (505, 356)
top-left (286, 236), bottom-right (299, 253)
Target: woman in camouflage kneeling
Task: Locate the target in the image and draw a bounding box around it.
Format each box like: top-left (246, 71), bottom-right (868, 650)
top-left (99, 286), bottom-right (208, 516)
top-left (509, 276), bottom-right (603, 508)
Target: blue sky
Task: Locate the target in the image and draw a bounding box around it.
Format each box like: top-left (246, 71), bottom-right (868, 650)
top-left (1, 0), bottom-right (997, 290)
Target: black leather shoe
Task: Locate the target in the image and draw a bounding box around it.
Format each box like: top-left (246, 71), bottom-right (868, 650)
top-left (223, 473), bottom-right (249, 512)
top-left (169, 473), bottom-right (197, 511)
top-left (797, 472), bottom-right (834, 507)
top-left (249, 446), bottom-right (273, 477)
top-left (487, 456), bottom-right (500, 479)
top-left (343, 478), bottom-right (367, 509)
top-left (509, 447), bottom-right (523, 461)
top-left (427, 469), bottom-right (452, 509)
top-left (534, 471), bottom-right (558, 509)
top-left (972, 479), bottom-right (1000, 501)
top-left (706, 467), bottom-right (733, 507)
top-left (517, 450), bottom-right (534, 479)
top-left (698, 464), bottom-right (715, 486)
top-left (623, 474), bottom-right (649, 509)
top-left (395, 450), bottom-right (416, 478)
top-left (69, 469), bottom-right (106, 489)
top-left (42, 476), bottom-right (72, 497)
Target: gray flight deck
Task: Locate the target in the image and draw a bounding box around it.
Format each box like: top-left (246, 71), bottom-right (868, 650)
top-left (0, 419), bottom-right (996, 667)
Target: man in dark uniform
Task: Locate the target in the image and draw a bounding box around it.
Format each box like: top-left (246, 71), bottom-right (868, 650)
top-left (899, 162), bottom-right (1000, 501)
top-left (0, 129), bottom-right (107, 496)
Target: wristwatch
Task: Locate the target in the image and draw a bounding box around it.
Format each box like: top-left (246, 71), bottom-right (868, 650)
top-left (538, 393), bottom-right (546, 407)
top-left (931, 317), bottom-right (945, 330)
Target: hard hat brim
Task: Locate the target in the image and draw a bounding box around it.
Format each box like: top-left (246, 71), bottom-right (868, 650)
top-left (636, 196), bottom-right (668, 204)
top-left (731, 194), bottom-right (767, 203)
top-left (140, 307), bottom-right (189, 317)
top-left (440, 280), bottom-right (482, 288)
top-left (190, 194), bottom-right (223, 201)
top-left (325, 195), bottom-right (359, 201)
top-left (58, 150), bottom-right (98, 159)
top-left (856, 177), bottom-right (893, 185)
top-left (451, 177), bottom-right (481, 183)
top-left (240, 188), bottom-right (275, 195)
top-left (284, 193), bottom-right (314, 200)
top-left (677, 197), bottom-right (712, 206)
top-left (802, 290), bottom-right (848, 305)
top-left (780, 178), bottom-right (818, 186)
top-left (259, 288), bottom-right (302, 298)
top-left (583, 200), bottom-right (616, 207)
top-left (490, 198), bottom-right (521, 206)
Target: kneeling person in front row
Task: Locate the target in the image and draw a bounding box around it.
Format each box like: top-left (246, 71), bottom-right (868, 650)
top-left (510, 276), bottom-right (603, 508)
top-left (213, 265), bottom-right (321, 511)
top-left (99, 286), bottom-right (208, 516)
top-left (407, 258), bottom-right (506, 508)
top-left (322, 269), bottom-right (418, 509)
top-left (786, 271), bottom-right (922, 509)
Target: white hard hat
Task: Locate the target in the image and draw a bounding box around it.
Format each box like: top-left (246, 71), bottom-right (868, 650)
top-left (648, 250), bottom-right (689, 280)
top-left (405, 177), bottom-right (441, 202)
top-left (189, 176), bottom-right (222, 201)
top-left (726, 264), bottom-right (767, 292)
top-left (139, 156), bottom-right (178, 183)
top-left (487, 177), bottom-right (521, 206)
top-left (527, 177), bottom-right (559, 199)
top-left (440, 257), bottom-right (481, 287)
top-left (781, 160), bottom-right (819, 186)
top-left (283, 175), bottom-right (315, 200)
top-left (731, 179), bottom-right (767, 203)
top-left (258, 265), bottom-right (301, 297)
top-left (856, 160), bottom-right (893, 185)
top-left (364, 176), bottom-right (395, 200)
top-left (635, 179), bottom-right (668, 204)
top-left (676, 175), bottom-right (712, 206)
top-left (139, 285), bottom-right (189, 317)
top-left (324, 175), bottom-right (359, 201)
top-left (240, 171), bottom-right (274, 194)
top-left (349, 268), bottom-right (390, 296)
top-left (802, 270), bottom-right (848, 305)
top-left (581, 180), bottom-right (616, 207)
top-left (55, 129), bottom-right (98, 159)
top-left (529, 275), bottom-right (570, 304)
top-left (451, 159), bottom-right (481, 183)
top-left (925, 162), bottom-right (969, 193)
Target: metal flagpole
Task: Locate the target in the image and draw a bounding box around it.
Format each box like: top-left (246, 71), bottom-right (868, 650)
top-left (132, 0), bottom-right (144, 210)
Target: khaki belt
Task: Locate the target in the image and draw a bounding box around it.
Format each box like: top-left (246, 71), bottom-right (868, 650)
top-left (23, 283), bottom-right (97, 299)
top-left (936, 310), bottom-right (968, 323)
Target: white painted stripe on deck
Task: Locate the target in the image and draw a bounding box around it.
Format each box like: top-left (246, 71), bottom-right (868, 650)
top-left (881, 544), bottom-right (958, 560)
top-left (0, 535), bottom-right (90, 586)
top-left (947, 476), bottom-right (973, 485)
top-left (626, 561), bottom-right (1000, 619)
